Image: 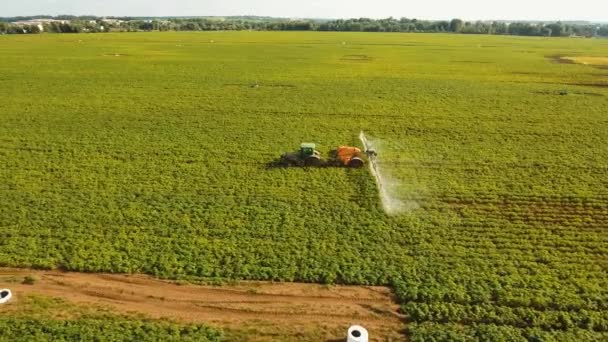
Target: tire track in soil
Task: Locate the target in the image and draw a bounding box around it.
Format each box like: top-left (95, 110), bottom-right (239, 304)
top-left (0, 268), bottom-right (406, 341)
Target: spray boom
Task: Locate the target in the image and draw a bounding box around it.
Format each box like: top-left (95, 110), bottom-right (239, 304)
top-left (359, 131), bottom-right (414, 215)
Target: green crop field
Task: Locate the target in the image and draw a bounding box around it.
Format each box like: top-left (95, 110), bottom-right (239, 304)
top-left (0, 295), bottom-right (223, 341)
top-left (1, 31), bottom-right (607, 340)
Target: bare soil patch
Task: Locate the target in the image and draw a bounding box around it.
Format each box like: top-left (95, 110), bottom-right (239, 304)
top-left (565, 82), bottom-right (608, 88)
top-left (532, 90), bottom-right (604, 97)
top-left (561, 56), bottom-right (608, 66)
top-left (549, 55), bottom-right (577, 65)
top-left (550, 55), bottom-right (608, 69)
top-left (0, 268), bottom-right (405, 341)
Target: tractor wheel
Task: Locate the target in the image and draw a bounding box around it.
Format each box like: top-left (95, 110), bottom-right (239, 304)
top-left (347, 157), bottom-right (364, 168)
top-left (280, 152), bottom-right (301, 167)
top-left (304, 155), bottom-right (322, 167)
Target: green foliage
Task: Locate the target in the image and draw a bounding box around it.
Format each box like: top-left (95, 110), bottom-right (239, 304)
top-left (450, 19), bottom-right (464, 33)
top-left (1, 16), bottom-right (606, 36)
top-left (409, 322), bottom-right (608, 341)
top-left (0, 294), bottom-right (223, 341)
top-left (0, 317), bottom-right (222, 341)
top-left (0, 32), bottom-right (607, 340)
top-left (22, 275), bottom-right (36, 285)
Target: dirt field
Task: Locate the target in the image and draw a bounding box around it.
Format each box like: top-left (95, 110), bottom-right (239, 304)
top-left (562, 56), bottom-right (608, 66)
top-left (0, 268), bottom-right (405, 341)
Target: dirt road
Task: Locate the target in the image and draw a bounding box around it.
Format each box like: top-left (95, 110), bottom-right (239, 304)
top-left (0, 268), bottom-right (405, 341)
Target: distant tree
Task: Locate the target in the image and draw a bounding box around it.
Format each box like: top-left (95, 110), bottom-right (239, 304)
top-left (450, 19), bottom-right (464, 32)
top-left (541, 27), bottom-right (553, 37)
top-left (26, 24), bottom-right (41, 34)
top-left (139, 21), bottom-right (154, 31)
top-left (436, 21), bottom-right (450, 32)
top-left (492, 22), bottom-right (509, 35)
top-left (182, 22), bottom-right (198, 31)
top-left (546, 23), bottom-right (565, 37)
top-left (0, 15), bottom-right (605, 38)
top-left (70, 22), bottom-right (83, 33)
top-left (509, 22), bottom-right (542, 36)
top-left (6, 25), bottom-right (24, 34)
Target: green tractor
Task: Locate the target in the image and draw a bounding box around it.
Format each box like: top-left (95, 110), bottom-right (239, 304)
top-left (279, 143), bottom-right (324, 167)
top-left (278, 142), bottom-right (375, 168)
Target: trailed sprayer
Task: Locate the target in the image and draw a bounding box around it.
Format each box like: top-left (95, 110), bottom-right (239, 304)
top-left (279, 142), bottom-right (376, 167)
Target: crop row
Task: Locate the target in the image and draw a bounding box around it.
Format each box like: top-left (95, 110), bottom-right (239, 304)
top-left (408, 322), bottom-right (608, 342)
top-left (404, 302), bottom-right (608, 331)
top-left (2, 32), bottom-right (608, 341)
top-left (448, 219), bottom-right (608, 235)
top-left (403, 244), bottom-right (608, 267)
top-left (0, 317), bottom-right (222, 341)
top-left (393, 284), bottom-right (606, 314)
top-left (441, 240), bottom-right (608, 257)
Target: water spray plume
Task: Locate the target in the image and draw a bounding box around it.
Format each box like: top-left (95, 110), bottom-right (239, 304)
top-left (359, 131), bottom-right (418, 215)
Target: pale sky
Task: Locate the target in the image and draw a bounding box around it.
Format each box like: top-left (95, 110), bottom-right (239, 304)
top-left (1, 0), bottom-right (607, 22)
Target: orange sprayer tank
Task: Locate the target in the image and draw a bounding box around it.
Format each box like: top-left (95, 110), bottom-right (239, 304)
top-left (336, 146), bottom-right (364, 167)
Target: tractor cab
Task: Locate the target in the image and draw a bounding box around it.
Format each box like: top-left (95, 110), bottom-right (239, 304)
top-left (300, 143), bottom-right (316, 157)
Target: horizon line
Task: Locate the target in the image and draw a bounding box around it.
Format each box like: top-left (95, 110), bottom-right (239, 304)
top-left (1, 14), bottom-right (606, 23)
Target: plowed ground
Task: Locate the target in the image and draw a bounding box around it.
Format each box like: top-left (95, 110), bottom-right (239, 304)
top-left (0, 268), bottom-right (405, 341)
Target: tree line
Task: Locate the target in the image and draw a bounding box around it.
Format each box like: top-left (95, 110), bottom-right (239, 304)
top-left (1, 16), bottom-right (607, 37)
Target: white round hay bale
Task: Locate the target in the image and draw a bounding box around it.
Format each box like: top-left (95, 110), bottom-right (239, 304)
top-left (0, 289), bottom-right (12, 304)
top-left (347, 325), bottom-right (368, 342)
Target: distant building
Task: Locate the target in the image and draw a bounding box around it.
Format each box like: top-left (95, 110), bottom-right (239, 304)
top-left (11, 19), bottom-right (60, 33)
top-left (101, 18), bottom-right (124, 25)
top-left (12, 19), bottom-right (69, 25)
top-left (11, 18), bottom-right (70, 31)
